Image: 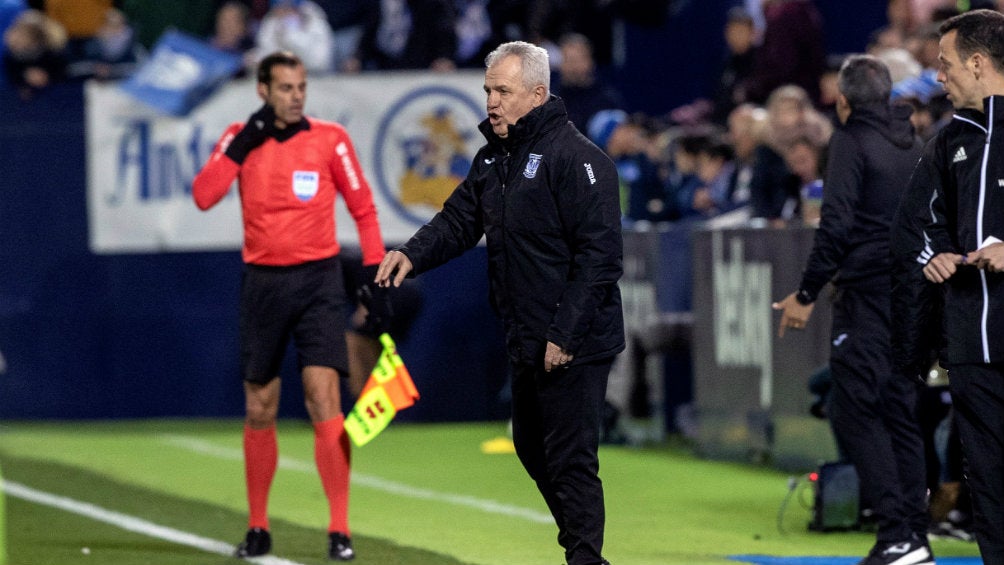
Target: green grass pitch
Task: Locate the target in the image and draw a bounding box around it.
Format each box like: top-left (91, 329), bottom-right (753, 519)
top-left (0, 420), bottom-right (982, 564)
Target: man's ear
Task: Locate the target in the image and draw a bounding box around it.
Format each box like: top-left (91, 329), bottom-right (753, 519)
top-left (533, 85), bottom-right (547, 106)
top-left (256, 82), bottom-right (268, 101)
top-left (970, 52), bottom-right (986, 79)
top-left (835, 92), bottom-right (853, 124)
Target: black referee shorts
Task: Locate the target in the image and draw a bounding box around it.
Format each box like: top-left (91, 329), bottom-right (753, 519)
top-left (239, 256), bottom-right (349, 384)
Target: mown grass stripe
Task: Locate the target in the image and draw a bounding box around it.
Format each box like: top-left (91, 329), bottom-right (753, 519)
top-left (161, 434), bottom-right (554, 524)
top-left (2, 480), bottom-right (306, 565)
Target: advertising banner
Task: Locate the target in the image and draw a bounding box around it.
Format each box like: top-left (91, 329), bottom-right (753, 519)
top-left (86, 70), bottom-right (487, 253)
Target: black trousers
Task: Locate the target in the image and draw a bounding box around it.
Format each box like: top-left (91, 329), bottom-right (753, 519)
top-left (828, 287), bottom-right (929, 543)
top-left (947, 363), bottom-right (1004, 564)
top-left (511, 357), bottom-right (612, 565)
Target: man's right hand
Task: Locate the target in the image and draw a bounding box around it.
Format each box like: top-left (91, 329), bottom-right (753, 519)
top-left (375, 250), bottom-right (413, 288)
top-left (923, 252), bottom-right (965, 283)
top-left (225, 104), bottom-right (276, 164)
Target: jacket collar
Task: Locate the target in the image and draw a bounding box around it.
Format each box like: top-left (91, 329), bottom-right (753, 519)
top-left (478, 95), bottom-right (569, 150)
top-left (951, 96), bottom-right (1004, 127)
top-left (273, 116), bottom-right (311, 142)
top-left (847, 102), bottom-right (916, 149)
top-left (984, 95), bottom-right (1004, 125)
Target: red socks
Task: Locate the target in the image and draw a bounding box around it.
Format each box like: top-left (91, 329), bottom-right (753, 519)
top-left (314, 415), bottom-right (352, 534)
top-left (243, 419), bottom-right (350, 534)
top-left (243, 425), bottom-right (278, 530)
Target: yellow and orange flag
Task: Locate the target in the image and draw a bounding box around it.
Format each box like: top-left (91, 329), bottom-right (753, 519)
top-left (344, 333), bottom-right (420, 447)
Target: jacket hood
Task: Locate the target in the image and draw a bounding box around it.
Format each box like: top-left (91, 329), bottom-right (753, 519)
top-left (479, 95), bottom-right (569, 149)
top-left (848, 102), bottom-right (916, 149)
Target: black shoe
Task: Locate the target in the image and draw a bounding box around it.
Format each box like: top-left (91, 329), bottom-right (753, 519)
top-left (929, 520), bottom-right (975, 542)
top-left (856, 535), bottom-right (933, 565)
top-left (328, 531), bottom-right (355, 561)
top-left (234, 528), bottom-right (271, 558)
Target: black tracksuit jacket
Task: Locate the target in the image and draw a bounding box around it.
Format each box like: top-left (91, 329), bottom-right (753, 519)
top-left (798, 103), bottom-right (923, 301)
top-left (910, 96), bottom-right (1004, 365)
top-left (397, 96), bottom-right (625, 365)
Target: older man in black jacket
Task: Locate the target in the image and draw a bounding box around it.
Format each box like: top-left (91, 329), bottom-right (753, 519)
top-left (773, 54), bottom-right (932, 565)
top-left (376, 41), bottom-right (623, 565)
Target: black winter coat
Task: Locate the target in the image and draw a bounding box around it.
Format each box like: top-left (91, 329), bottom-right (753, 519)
top-left (398, 96), bottom-right (625, 365)
top-left (914, 96), bottom-right (1004, 365)
top-left (798, 103), bottom-right (923, 301)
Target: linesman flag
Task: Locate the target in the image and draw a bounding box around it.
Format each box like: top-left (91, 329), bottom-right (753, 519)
top-left (344, 333), bottom-right (420, 446)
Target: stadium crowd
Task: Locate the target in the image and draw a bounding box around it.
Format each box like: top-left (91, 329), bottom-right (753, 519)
top-left (0, 0), bottom-right (992, 218)
top-left (6, 0), bottom-right (1004, 560)
top-left (4, 0), bottom-right (973, 230)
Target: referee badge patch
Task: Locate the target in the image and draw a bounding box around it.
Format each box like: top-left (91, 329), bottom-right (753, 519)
top-left (292, 170), bottom-right (319, 201)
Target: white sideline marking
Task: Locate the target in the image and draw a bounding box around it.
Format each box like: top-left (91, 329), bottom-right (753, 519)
top-left (1, 480), bottom-right (307, 565)
top-left (161, 434), bottom-right (554, 525)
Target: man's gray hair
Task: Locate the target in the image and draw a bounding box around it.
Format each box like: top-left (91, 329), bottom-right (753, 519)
top-left (485, 41), bottom-right (550, 96)
top-left (838, 54), bottom-right (893, 108)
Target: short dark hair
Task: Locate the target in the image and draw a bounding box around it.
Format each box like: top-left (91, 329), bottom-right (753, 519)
top-left (257, 51), bottom-right (303, 85)
top-left (838, 54), bottom-right (892, 107)
top-left (939, 9), bottom-right (1004, 73)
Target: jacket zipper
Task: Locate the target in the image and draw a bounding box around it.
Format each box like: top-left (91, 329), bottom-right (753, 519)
top-left (978, 97), bottom-right (995, 362)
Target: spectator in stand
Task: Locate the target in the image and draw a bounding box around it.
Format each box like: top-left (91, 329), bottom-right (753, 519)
top-left (686, 138), bottom-right (743, 219)
top-left (873, 43), bottom-right (922, 86)
top-left (2, 8), bottom-right (65, 98)
top-left (905, 22), bottom-right (941, 72)
top-left (210, 1), bottom-right (256, 76)
top-left (869, 0), bottom-right (919, 52)
top-left (890, 23), bottom-right (944, 106)
top-left (36, 0), bottom-right (110, 64)
top-left (740, 0), bottom-right (826, 106)
top-left (346, 0), bottom-right (456, 72)
top-left (710, 7), bottom-right (758, 125)
top-left (663, 133), bottom-right (708, 223)
top-left (724, 103), bottom-right (767, 218)
top-left (750, 84), bottom-right (832, 225)
top-left (65, 7), bottom-right (145, 81)
top-left (452, 0), bottom-right (493, 69)
top-left (552, 32), bottom-right (625, 133)
top-left (587, 108), bottom-right (676, 225)
top-left (315, 2), bottom-right (368, 73)
top-left (783, 136), bottom-right (825, 226)
top-left (255, 0), bottom-right (334, 73)
top-left (818, 54), bottom-right (847, 125)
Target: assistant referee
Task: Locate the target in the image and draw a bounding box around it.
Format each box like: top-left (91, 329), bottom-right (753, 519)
top-left (193, 50), bottom-right (388, 561)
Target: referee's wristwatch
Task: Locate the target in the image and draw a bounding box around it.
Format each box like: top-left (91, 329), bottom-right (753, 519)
top-left (794, 289), bottom-right (814, 306)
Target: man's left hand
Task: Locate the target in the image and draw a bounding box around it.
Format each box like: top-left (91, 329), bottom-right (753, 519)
top-left (772, 292), bottom-right (815, 338)
top-left (967, 242), bottom-right (1004, 273)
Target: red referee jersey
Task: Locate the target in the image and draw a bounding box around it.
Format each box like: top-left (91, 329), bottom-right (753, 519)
top-left (193, 117), bottom-right (386, 267)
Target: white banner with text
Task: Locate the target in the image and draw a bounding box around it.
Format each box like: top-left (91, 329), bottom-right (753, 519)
top-left (86, 70), bottom-right (487, 253)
